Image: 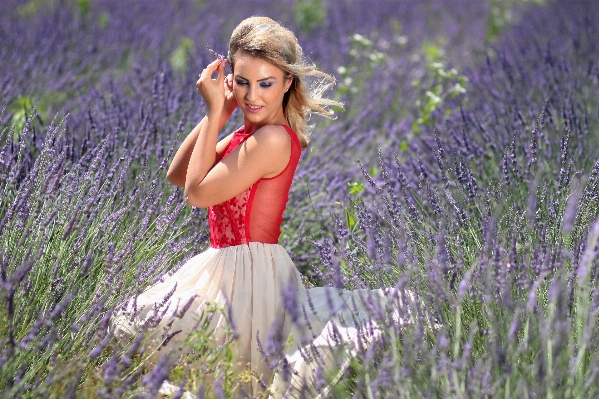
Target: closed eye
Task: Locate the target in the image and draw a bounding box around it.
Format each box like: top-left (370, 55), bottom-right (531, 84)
top-left (234, 79), bottom-right (274, 88)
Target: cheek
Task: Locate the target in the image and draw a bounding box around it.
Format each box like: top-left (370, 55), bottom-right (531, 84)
top-left (266, 88), bottom-right (285, 102)
top-left (232, 86), bottom-right (244, 99)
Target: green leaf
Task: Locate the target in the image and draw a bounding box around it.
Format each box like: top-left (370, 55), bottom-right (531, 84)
top-left (294, 0), bottom-right (327, 33)
top-left (98, 12), bottom-right (110, 28)
top-left (170, 37), bottom-right (194, 74)
top-left (400, 140), bottom-right (408, 153)
top-left (76, 0), bottom-right (92, 17)
top-left (347, 182), bottom-right (365, 196)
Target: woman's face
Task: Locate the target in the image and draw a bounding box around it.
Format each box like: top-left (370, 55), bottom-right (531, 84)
top-left (232, 52), bottom-right (292, 130)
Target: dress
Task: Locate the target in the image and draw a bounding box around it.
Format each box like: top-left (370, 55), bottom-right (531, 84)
top-left (110, 125), bottom-right (416, 398)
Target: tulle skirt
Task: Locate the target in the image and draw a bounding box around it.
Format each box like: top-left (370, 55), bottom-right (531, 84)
top-left (110, 242), bottom-right (416, 398)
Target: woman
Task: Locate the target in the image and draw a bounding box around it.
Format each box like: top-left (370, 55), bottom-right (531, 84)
top-left (111, 16), bottom-right (410, 398)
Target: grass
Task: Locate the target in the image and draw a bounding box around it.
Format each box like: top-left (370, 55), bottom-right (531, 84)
top-left (3, 0), bottom-right (599, 397)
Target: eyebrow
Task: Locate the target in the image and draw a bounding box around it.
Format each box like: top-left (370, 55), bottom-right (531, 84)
top-left (235, 75), bottom-right (278, 82)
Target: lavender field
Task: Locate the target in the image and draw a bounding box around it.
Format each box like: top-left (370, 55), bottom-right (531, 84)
top-left (2, 0), bottom-right (599, 397)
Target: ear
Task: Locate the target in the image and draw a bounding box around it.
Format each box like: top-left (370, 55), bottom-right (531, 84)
top-left (285, 75), bottom-right (293, 92)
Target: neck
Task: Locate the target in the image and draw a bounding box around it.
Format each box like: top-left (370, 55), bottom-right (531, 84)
top-left (244, 109), bottom-right (288, 133)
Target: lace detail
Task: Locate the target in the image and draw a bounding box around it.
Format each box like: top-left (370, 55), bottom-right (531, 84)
top-left (209, 187), bottom-right (252, 247)
top-left (209, 127), bottom-right (253, 248)
top-left (208, 125), bottom-right (301, 248)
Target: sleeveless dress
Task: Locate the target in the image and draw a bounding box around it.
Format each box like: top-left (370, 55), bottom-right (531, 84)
top-left (110, 125), bottom-right (417, 398)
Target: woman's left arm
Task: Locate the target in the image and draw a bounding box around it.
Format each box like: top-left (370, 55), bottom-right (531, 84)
top-left (184, 125), bottom-right (291, 208)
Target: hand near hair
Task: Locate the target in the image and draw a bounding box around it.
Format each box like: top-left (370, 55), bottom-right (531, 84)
top-left (169, 61), bottom-right (234, 188)
top-left (196, 59), bottom-right (227, 115)
top-left (223, 73), bottom-right (237, 116)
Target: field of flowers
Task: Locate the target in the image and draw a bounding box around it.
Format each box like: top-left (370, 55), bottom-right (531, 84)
top-left (2, 0), bottom-right (599, 397)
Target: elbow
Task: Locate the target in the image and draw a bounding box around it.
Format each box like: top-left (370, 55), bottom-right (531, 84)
top-left (184, 184), bottom-right (210, 208)
top-left (166, 169), bottom-right (185, 187)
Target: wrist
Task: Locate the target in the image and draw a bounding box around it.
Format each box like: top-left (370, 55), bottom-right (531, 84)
top-left (222, 103), bottom-right (236, 118)
top-left (206, 106), bottom-right (224, 119)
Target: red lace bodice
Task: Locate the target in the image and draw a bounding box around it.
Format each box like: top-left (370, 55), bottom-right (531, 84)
top-left (208, 125), bottom-right (301, 248)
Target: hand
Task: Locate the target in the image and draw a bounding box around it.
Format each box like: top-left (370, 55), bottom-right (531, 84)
top-left (196, 59), bottom-right (226, 114)
top-left (223, 73), bottom-right (238, 115)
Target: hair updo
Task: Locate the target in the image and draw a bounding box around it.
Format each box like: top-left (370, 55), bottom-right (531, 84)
top-left (227, 16), bottom-right (342, 148)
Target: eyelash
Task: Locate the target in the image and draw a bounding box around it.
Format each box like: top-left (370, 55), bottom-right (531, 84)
top-left (235, 80), bottom-right (273, 88)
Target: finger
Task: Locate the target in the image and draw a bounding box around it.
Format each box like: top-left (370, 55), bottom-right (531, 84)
top-left (200, 59), bottom-right (222, 78)
top-left (216, 61), bottom-right (225, 81)
top-left (198, 65), bottom-right (211, 80)
top-left (208, 58), bottom-right (221, 69)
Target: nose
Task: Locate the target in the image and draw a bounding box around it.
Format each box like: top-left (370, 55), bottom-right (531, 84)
top-left (245, 84), bottom-right (258, 102)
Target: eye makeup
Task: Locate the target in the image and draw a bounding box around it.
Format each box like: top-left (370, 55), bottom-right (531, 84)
top-left (234, 76), bottom-right (276, 87)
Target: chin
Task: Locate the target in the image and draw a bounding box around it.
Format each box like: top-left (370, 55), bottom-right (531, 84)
top-left (244, 113), bottom-right (267, 123)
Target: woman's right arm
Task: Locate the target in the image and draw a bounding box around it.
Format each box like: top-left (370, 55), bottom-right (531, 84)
top-left (166, 113), bottom-right (233, 187)
top-left (166, 64), bottom-right (237, 187)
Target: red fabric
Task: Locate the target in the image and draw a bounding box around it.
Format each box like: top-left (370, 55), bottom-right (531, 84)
top-left (208, 125), bottom-right (301, 248)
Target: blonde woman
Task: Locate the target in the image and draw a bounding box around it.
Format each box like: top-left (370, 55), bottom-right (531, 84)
top-left (112, 16), bottom-right (407, 398)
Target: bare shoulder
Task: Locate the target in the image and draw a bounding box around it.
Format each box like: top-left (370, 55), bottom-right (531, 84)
top-left (251, 125), bottom-right (291, 150)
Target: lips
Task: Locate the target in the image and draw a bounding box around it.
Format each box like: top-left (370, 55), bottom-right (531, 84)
top-left (246, 103), bottom-right (263, 113)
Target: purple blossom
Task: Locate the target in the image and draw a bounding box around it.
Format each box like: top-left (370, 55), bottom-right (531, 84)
top-left (2, 0), bottom-right (599, 397)
top-left (141, 356), bottom-right (171, 395)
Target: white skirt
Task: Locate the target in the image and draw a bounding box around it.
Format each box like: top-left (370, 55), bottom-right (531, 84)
top-left (110, 242), bottom-right (416, 398)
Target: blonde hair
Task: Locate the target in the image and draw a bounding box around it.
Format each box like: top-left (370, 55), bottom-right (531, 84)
top-left (228, 16), bottom-right (342, 148)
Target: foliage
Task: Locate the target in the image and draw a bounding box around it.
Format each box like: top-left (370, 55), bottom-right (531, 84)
top-left (411, 44), bottom-right (469, 134)
top-left (486, 0), bottom-right (546, 42)
top-left (293, 0), bottom-right (327, 33)
top-left (170, 38), bottom-right (195, 75)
